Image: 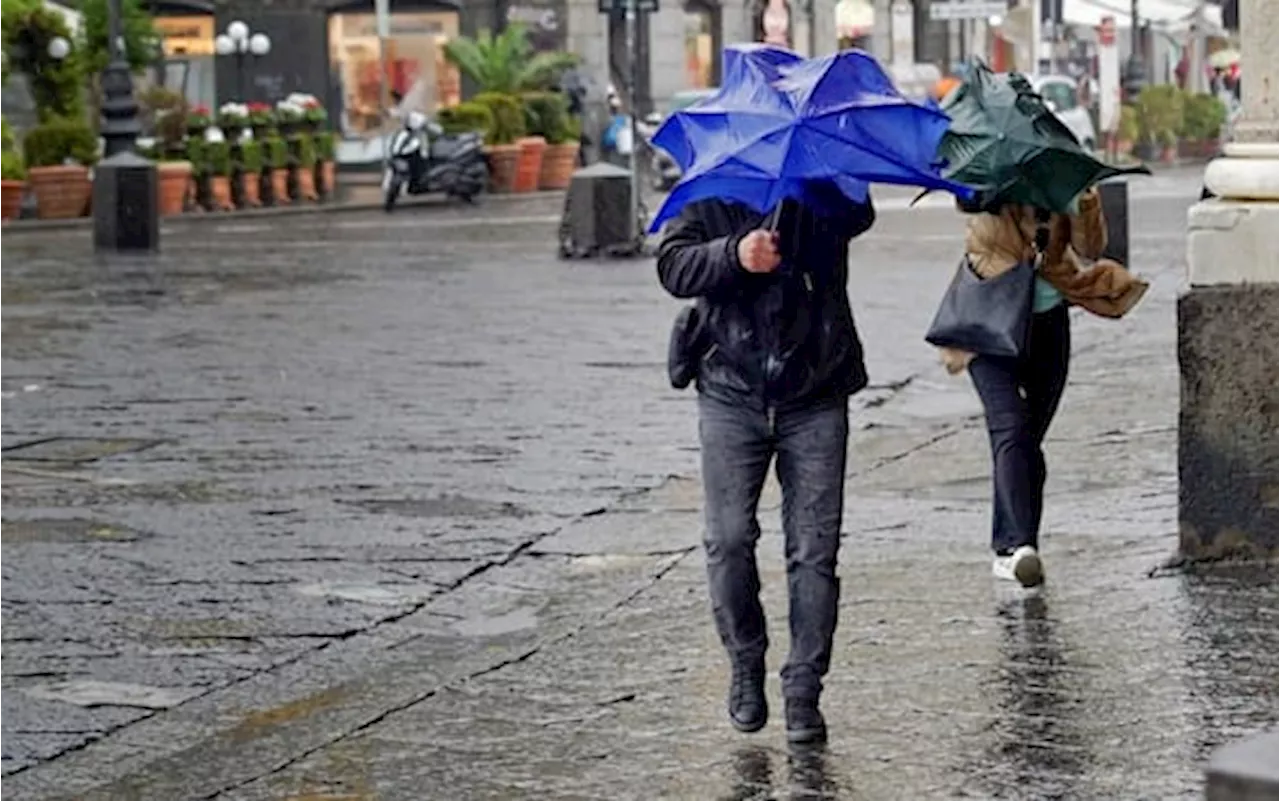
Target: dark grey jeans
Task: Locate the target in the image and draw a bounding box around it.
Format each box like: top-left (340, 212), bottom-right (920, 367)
top-left (698, 394), bottom-right (848, 701)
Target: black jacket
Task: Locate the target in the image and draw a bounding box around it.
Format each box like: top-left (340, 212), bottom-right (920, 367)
top-left (656, 196), bottom-right (875, 412)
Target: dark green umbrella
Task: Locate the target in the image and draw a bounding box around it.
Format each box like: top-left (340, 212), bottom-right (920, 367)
top-left (937, 61), bottom-right (1149, 213)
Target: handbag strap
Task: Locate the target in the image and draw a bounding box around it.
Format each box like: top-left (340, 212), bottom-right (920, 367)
top-left (1011, 206), bottom-right (1052, 269)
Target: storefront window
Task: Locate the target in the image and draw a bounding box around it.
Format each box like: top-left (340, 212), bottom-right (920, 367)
top-left (328, 11), bottom-right (461, 138)
top-left (685, 9), bottom-right (715, 89)
top-left (153, 15), bottom-right (216, 112)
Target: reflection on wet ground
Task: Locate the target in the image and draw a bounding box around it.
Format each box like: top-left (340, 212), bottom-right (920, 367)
top-left (2, 179), bottom-right (1275, 800)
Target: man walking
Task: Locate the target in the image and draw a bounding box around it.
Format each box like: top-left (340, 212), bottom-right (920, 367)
top-left (656, 187), bottom-right (876, 744)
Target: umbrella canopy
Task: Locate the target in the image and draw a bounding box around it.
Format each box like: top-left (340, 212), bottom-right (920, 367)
top-left (937, 61), bottom-right (1148, 214)
top-left (1208, 48), bottom-right (1240, 69)
top-left (649, 46), bottom-right (972, 232)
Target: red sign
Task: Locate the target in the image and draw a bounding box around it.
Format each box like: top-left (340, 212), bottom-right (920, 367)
top-left (1098, 15), bottom-right (1116, 46)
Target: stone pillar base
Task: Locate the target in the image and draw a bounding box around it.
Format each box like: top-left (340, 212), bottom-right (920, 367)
top-left (1206, 729), bottom-right (1279, 801)
top-left (1180, 144), bottom-right (1280, 560)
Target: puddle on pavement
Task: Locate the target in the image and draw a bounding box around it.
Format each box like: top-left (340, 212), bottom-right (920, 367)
top-left (1, 518), bottom-right (148, 544)
top-left (341, 495), bottom-right (531, 519)
top-left (295, 582), bottom-right (434, 607)
top-left (1, 436), bottom-right (167, 463)
top-left (21, 680), bottom-right (200, 710)
top-left (451, 606), bottom-right (539, 637)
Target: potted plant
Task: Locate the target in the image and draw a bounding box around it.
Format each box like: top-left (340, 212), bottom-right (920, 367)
top-left (1134, 84), bottom-right (1183, 164)
top-left (289, 93), bottom-right (327, 133)
top-left (1180, 92), bottom-right (1226, 159)
top-left (22, 117), bottom-right (97, 219)
top-left (206, 140), bottom-right (233, 210)
top-left (313, 130), bottom-right (336, 198)
top-left (444, 25), bottom-right (575, 195)
top-left (1158, 128), bottom-right (1178, 164)
top-left (474, 92), bottom-right (525, 193)
top-left (275, 99), bottom-right (304, 136)
top-left (156, 152), bottom-right (192, 215)
top-left (2, 148), bottom-right (26, 220)
top-left (291, 133), bottom-right (319, 202)
top-left (525, 91), bottom-right (579, 189)
top-left (263, 134), bottom-right (289, 206)
top-left (247, 102), bottom-right (275, 139)
top-left (187, 104), bottom-right (212, 138)
top-left (237, 139), bottom-right (264, 208)
top-left (217, 102), bottom-right (249, 142)
top-left (438, 101), bottom-right (495, 138)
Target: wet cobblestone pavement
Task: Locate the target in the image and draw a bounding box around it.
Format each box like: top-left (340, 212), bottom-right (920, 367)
top-left (2, 170), bottom-right (1275, 800)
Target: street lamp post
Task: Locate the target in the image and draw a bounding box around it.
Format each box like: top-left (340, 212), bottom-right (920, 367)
top-left (94, 0), bottom-right (159, 252)
top-left (215, 21), bottom-right (271, 101)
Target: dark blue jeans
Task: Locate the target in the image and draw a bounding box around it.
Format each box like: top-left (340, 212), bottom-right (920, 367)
top-left (968, 304), bottom-right (1071, 554)
top-left (697, 394), bottom-right (848, 701)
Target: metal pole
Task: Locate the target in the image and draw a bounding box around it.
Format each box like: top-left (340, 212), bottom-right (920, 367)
top-left (99, 0), bottom-right (140, 158)
top-left (625, 0), bottom-right (639, 241)
top-left (237, 49), bottom-right (245, 100)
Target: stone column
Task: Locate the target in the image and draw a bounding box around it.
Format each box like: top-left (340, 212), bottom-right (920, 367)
top-left (1179, 0), bottom-right (1279, 560)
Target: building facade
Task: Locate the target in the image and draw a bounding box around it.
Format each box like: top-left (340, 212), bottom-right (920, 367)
top-left (132, 0), bottom-right (840, 142)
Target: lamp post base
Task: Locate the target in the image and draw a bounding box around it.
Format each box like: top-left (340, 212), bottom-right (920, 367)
top-left (93, 151), bottom-right (160, 253)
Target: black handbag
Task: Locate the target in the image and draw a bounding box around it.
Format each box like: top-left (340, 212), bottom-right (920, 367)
top-left (667, 303), bottom-right (709, 389)
top-left (924, 215), bottom-right (1048, 360)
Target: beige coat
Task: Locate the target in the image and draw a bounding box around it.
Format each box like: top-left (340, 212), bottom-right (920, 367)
top-left (940, 186), bottom-right (1149, 373)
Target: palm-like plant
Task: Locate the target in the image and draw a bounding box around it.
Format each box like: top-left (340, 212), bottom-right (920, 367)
top-left (443, 24), bottom-right (578, 95)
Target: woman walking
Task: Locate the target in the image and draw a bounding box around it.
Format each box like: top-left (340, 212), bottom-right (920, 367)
top-left (942, 186), bottom-right (1148, 586)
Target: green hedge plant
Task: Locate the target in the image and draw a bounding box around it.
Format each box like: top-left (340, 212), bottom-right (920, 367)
top-left (473, 92), bottom-right (525, 145)
top-left (2, 0), bottom-right (84, 121)
top-left (2, 150), bottom-right (27, 181)
top-left (1181, 92), bottom-right (1226, 142)
top-left (292, 134), bottom-right (317, 168)
top-left (437, 102), bottom-right (494, 139)
top-left (207, 140), bottom-right (231, 176)
top-left (521, 91), bottom-right (573, 144)
top-left (23, 117), bottom-right (98, 167)
top-left (313, 131), bottom-right (336, 162)
top-left (239, 140), bottom-right (264, 174)
top-left (263, 135), bottom-right (288, 170)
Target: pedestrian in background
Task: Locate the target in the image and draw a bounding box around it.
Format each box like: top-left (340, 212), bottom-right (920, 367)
top-left (943, 187), bottom-right (1147, 587)
top-left (657, 184), bottom-right (876, 744)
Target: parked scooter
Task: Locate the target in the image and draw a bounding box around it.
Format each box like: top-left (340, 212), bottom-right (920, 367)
top-left (383, 111), bottom-right (488, 212)
top-left (637, 112), bottom-right (681, 191)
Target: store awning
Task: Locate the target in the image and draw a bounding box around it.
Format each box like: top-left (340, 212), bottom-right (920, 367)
top-left (1063, 0), bottom-right (1223, 31)
top-left (836, 0), bottom-right (874, 39)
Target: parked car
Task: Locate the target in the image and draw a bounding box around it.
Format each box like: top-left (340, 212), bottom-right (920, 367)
top-left (1031, 74), bottom-right (1099, 151)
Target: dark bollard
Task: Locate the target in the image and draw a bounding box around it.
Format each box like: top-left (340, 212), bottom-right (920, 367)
top-left (1098, 179), bottom-right (1129, 266)
top-left (93, 151), bottom-right (159, 252)
top-left (93, 0), bottom-right (159, 253)
top-left (556, 162), bottom-right (639, 258)
top-left (1205, 729), bottom-right (1278, 801)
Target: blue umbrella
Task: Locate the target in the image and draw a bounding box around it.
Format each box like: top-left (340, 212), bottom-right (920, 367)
top-left (648, 47), bottom-right (973, 232)
top-left (652, 44), bottom-right (803, 175)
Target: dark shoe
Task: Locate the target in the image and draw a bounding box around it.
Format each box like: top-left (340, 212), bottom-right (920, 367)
top-left (785, 698), bottom-right (827, 744)
top-left (728, 662), bottom-right (767, 733)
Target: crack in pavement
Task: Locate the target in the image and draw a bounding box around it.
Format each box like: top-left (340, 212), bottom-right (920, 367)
top-left (197, 546), bottom-right (696, 801)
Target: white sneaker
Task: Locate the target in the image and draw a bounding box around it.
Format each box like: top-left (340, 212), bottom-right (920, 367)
top-left (992, 545), bottom-right (1044, 587)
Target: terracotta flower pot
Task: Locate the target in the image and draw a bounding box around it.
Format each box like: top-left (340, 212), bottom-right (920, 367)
top-left (538, 142), bottom-right (580, 190)
top-left (2, 179), bottom-right (25, 220)
top-left (294, 165), bottom-right (319, 201)
top-left (239, 171), bottom-right (262, 207)
top-left (210, 175), bottom-right (235, 210)
top-left (28, 164), bottom-right (91, 219)
top-left (271, 168), bottom-right (290, 205)
top-left (157, 161), bottom-right (192, 216)
top-left (484, 144), bottom-right (521, 194)
top-left (514, 136), bottom-right (546, 193)
top-left (1160, 145), bottom-right (1177, 164)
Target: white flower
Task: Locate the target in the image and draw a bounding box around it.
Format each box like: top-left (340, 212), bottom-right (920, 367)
top-left (276, 100), bottom-right (305, 116)
top-left (285, 92), bottom-right (318, 107)
top-left (219, 102), bottom-right (249, 117)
